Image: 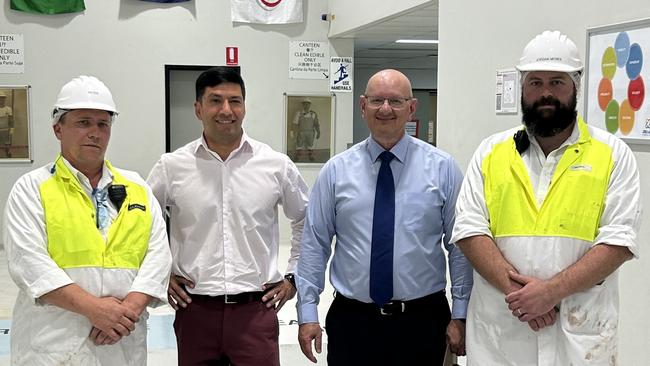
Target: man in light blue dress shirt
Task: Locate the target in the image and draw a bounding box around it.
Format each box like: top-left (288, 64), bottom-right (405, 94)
top-left (296, 69), bottom-right (473, 365)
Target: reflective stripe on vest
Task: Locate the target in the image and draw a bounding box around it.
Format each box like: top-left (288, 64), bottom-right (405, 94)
top-left (482, 118), bottom-right (613, 241)
top-left (39, 157), bottom-right (151, 269)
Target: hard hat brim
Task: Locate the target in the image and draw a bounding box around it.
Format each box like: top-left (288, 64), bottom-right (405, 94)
top-left (53, 101), bottom-right (118, 114)
top-left (516, 62), bottom-right (583, 73)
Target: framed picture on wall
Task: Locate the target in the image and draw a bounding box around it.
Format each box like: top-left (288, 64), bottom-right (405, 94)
top-left (284, 93), bottom-right (335, 164)
top-left (585, 18), bottom-right (650, 144)
top-left (0, 85), bottom-right (32, 162)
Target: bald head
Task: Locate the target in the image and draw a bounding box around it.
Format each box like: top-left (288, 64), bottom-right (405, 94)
top-left (360, 69), bottom-right (417, 150)
top-left (365, 69), bottom-right (413, 98)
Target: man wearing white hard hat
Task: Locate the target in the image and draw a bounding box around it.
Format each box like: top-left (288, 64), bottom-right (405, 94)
top-left (3, 75), bottom-right (172, 365)
top-left (0, 90), bottom-right (13, 157)
top-left (451, 31), bottom-right (641, 365)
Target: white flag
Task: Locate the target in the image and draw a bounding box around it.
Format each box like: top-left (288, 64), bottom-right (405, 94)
top-left (231, 0), bottom-right (303, 24)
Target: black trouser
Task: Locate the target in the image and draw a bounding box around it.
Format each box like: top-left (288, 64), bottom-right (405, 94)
top-left (325, 291), bottom-right (451, 366)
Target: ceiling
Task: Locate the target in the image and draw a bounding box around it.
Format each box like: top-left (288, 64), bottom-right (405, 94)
top-left (345, 3), bottom-right (438, 70)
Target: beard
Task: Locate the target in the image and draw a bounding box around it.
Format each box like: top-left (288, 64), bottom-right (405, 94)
top-left (521, 90), bottom-right (577, 138)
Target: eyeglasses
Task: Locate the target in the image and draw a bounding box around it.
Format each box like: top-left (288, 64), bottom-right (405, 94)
top-left (364, 95), bottom-right (412, 109)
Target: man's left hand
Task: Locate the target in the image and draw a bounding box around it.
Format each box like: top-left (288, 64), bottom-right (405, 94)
top-left (446, 319), bottom-right (466, 356)
top-left (262, 279), bottom-right (296, 311)
top-left (506, 271), bottom-right (559, 322)
top-left (89, 327), bottom-right (120, 346)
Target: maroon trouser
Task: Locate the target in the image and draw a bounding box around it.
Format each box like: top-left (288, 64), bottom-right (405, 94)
top-left (174, 294), bottom-right (280, 366)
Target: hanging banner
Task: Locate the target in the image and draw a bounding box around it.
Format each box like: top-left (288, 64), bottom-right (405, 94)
top-left (289, 41), bottom-right (329, 79)
top-left (231, 0), bottom-right (303, 24)
top-left (10, 0), bottom-right (85, 14)
top-left (330, 57), bottom-right (353, 92)
top-left (140, 0), bottom-right (190, 3)
top-left (0, 34), bottom-right (24, 74)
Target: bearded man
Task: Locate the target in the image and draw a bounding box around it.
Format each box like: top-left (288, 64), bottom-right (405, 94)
top-left (450, 30), bottom-right (642, 365)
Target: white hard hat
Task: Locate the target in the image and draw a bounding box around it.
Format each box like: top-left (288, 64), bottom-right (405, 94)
top-left (516, 30), bottom-right (583, 73)
top-left (52, 75), bottom-right (118, 124)
top-left (301, 97), bottom-right (312, 103)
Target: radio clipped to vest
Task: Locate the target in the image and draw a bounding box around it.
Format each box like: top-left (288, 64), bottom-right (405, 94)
top-left (108, 184), bottom-right (127, 211)
top-left (513, 130), bottom-right (530, 154)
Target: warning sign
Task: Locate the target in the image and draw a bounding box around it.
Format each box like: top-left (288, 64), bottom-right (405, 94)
top-left (289, 41), bottom-right (329, 79)
top-left (0, 34), bottom-right (24, 74)
top-left (330, 57), bottom-right (353, 92)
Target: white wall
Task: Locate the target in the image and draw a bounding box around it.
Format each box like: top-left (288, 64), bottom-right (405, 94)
top-left (0, 1), bottom-right (354, 246)
top-left (438, 1), bottom-right (650, 364)
top-left (327, 0), bottom-right (433, 37)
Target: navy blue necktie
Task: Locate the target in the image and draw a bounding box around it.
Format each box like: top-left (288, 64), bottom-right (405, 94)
top-left (370, 151), bottom-right (395, 306)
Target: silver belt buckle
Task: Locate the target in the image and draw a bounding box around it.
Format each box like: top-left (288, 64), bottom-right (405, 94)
top-left (379, 301), bottom-right (405, 315)
top-left (224, 294), bottom-right (237, 304)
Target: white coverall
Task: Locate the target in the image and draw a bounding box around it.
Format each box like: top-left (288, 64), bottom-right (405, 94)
top-left (3, 159), bottom-right (172, 366)
top-left (451, 122), bottom-right (641, 365)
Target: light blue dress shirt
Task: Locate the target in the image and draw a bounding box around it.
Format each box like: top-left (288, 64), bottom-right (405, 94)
top-left (296, 134), bottom-right (473, 324)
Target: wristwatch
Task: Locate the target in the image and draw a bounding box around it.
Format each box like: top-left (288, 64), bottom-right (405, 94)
top-left (284, 273), bottom-right (296, 288)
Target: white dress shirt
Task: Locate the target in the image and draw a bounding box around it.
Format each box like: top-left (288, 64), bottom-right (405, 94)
top-left (147, 132), bottom-right (309, 296)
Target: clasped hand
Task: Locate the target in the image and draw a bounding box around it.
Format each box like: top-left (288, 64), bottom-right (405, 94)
top-left (506, 271), bottom-right (560, 331)
top-left (88, 297), bottom-right (140, 346)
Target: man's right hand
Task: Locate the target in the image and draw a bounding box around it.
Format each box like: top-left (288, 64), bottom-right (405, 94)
top-left (86, 297), bottom-right (139, 342)
top-left (507, 273), bottom-right (557, 331)
top-left (298, 323), bottom-right (322, 363)
top-left (168, 275), bottom-right (195, 310)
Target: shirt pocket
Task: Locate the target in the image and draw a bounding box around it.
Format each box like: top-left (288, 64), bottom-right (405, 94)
top-left (400, 191), bottom-right (443, 234)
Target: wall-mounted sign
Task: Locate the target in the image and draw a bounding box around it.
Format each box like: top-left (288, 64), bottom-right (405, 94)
top-left (495, 69), bottom-right (518, 114)
top-left (406, 119), bottom-right (419, 138)
top-left (289, 41), bottom-right (329, 79)
top-left (586, 18), bottom-right (650, 144)
top-left (0, 34), bottom-right (24, 74)
top-left (330, 57), bottom-right (353, 92)
top-left (226, 47), bottom-right (238, 66)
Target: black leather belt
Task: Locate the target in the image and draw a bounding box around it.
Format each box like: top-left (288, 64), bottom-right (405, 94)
top-left (335, 291), bottom-right (444, 316)
top-left (194, 291), bottom-right (265, 304)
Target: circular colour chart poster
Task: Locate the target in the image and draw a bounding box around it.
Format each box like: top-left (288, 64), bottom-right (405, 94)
top-left (587, 21), bottom-right (650, 141)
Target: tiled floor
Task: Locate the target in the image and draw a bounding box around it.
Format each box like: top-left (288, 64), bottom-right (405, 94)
top-left (0, 246), bottom-right (464, 366)
top-left (0, 247), bottom-right (331, 365)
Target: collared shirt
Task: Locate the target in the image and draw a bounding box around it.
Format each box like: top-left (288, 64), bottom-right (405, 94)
top-left (4, 156), bottom-right (172, 366)
top-left (451, 120), bottom-right (641, 256)
top-left (296, 134), bottom-right (473, 324)
top-left (4, 156), bottom-right (171, 303)
top-left (450, 120), bottom-right (641, 366)
top-left (146, 132), bottom-right (309, 296)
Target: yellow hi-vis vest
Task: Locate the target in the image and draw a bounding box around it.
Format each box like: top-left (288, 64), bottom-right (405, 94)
top-left (482, 118), bottom-right (614, 242)
top-left (39, 157), bottom-right (151, 269)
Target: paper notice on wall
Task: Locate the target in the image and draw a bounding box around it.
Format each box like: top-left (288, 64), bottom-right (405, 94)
top-left (495, 68), bottom-right (518, 114)
top-left (289, 41), bottom-right (329, 79)
top-left (330, 57), bottom-right (353, 92)
top-left (0, 34), bottom-right (24, 74)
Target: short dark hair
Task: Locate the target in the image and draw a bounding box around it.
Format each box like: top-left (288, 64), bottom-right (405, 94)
top-left (195, 66), bottom-right (245, 101)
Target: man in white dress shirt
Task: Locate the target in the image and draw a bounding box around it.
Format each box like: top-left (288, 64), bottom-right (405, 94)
top-left (147, 66), bottom-right (309, 366)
